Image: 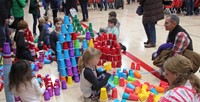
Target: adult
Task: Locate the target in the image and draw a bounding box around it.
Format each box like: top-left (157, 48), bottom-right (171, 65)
top-left (164, 14), bottom-right (193, 55)
top-left (139, 0), bottom-right (164, 48)
top-left (10, 0), bottom-right (26, 29)
top-left (0, 0), bottom-right (12, 52)
top-left (79, 0), bottom-right (89, 22)
top-left (184, 0), bottom-right (194, 16)
top-left (160, 54), bottom-right (200, 101)
top-left (29, 0), bottom-right (40, 36)
top-left (63, 0), bottom-right (78, 16)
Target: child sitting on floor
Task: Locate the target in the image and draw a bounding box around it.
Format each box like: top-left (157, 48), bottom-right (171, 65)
top-left (79, 47), bottom-right (112, 102)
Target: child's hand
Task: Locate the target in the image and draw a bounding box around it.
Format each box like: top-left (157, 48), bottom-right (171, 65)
top-left (106, 70), bottom-right (113, 75)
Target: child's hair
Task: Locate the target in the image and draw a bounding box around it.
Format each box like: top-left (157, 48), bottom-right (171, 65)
top-left (108, 18), bottom-right (117, 26)
top-left (43, 16), bottom-right (49, 22)
top-left (78, 47), bottom-right (101, 73)
top-left (109, 11), bottom-right (117, 18)
top-left (18, 20), bottom-right (28, 30)
top-left (38, 17), bottom-right (45, 25)
top-left (9, 60), bottom-right (33, 92)
top-left (53, 17), bottom-right (63, 25)
top-left (164, 54), bottom-right (200, 93)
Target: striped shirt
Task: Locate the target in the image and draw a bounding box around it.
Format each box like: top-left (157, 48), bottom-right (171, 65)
top-left (172, 32), bottom-right (190, 55)
top-left (159, 80), bottom-right (200, 102)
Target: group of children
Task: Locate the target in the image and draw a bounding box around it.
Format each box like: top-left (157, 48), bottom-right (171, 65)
top-left (8, 10), bottom-right (126, 101)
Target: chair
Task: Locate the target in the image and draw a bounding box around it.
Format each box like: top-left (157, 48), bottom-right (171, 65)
top-left (164, 0), bottom-right (184, 15)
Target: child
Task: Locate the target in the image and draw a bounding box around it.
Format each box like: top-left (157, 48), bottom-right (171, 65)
top-left (78, 47), bottom-right (112, 102)
top-left (14, 20), bottom-right (34, 61)
top-left (9, 60), bottom-right (45, 101)
top-left (50, 17), bottom-right (63, 55)
top-left (100, 17), bottom-right (126, 51)
top-left (37, 16), bottom-right (52, 50)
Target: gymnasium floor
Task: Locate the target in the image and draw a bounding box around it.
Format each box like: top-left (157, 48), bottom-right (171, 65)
top-left (0, 1), bottom-right (200, 102)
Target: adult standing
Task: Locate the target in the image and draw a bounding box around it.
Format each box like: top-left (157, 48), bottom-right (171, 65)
top-left (0, 0), bottom-right (12, 52)
top-left (139, 0), bottom-right (164, 48)
top-left (29, 0), bottom-right (40, 36)
top-left (10, 0), bottom-right (26, 29)
top-left (63, 0), bottom-right (78, 16)
top-left (184, 0), bottom-right (194, 16)
top-left (79, 0), bottom-right (89, 22)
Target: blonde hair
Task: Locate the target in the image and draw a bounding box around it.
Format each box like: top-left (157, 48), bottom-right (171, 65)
top-left (38, 17), bottom-right (45, 25)
top-left (164, 54), bottom-right (200, 92)
top-left (78, 47), bottom-right (101, 73)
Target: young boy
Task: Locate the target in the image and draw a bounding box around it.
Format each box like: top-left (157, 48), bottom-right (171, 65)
top-left (99, 11), bottom-right (126, 51)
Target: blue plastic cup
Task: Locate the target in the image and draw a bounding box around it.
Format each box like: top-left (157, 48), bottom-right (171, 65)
top-left (59, 68), bottom-right (67, 76)
top-left (68, 24), bottom-right (74, 33)
top-left (129, 70), bottom-right (134, 78)
top-left (56, 41), bottom-right (62, 51)
top-left (57, 51), bottom-right (63, 60)
top-left (71, 57), bottom-right (77, 67)
top-left (74, 48), bottom-right (80, 57)
top-left (61, 24), bottom-right (68, 34)
top-left (150, 88), bottom-right (158, 95)
top-left (57, 59), bottom-right (66, 69)
top-left (122, 92), bottom-right (130, 100)
top-left (65, 33), bottom-right (71, 42)
top-left (63, 50), bottom-right (70, 59)
top-left (82, 39), bottom-right (88, 49)
top-left (64, 16), bottom-right (70, 25)
top-left (127, 82), bottom-right (135, 90)
top-left (58, 33), bottom-right (65, 43)
top-left (44, 58), bottom-right (51, 64)
top-left (122, 73), bottom-right (127, 79)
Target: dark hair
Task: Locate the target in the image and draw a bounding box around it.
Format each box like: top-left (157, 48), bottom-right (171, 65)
top-left (17, 20), bottom-right (28, 30)
top-left (109, 11), bottom-right (117, 17)
top-left (53, 17), bottom-right (63, 25)
top-left (9, 60), bottom-right (33, 92)
top-left (108, 18), bottom-right (117, 26)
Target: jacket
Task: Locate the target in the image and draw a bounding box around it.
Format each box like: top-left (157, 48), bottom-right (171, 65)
top-left (11, 0), bottom-right (26, 18)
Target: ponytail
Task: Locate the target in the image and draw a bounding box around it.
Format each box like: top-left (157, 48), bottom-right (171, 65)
top-left (78, 57), bottom-right (85, 74)
top-left (188, 74), bottom-right (200, 93)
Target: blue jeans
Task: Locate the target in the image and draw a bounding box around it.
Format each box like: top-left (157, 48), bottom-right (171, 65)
top-left (100, 0), bottom-right (107, 10)
top-left (184, 0), bottom-right (194, 15)
top-left (143, 22), bottom-right (156, 45)
top-left (32, 14), bottom-right (40, 34)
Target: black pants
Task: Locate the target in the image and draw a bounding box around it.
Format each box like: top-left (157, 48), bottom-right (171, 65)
top-left (80, 2), bottom-right (88, 20)
top-left (52, 9), bottom-right (58, 20)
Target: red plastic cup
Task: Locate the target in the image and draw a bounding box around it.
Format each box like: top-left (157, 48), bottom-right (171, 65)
top-left (111, 61), bottom-right (116, 68)
top-left (100, 54), bottom-right (105, 59)
top-left (147, 85), bottom-right (155, 91)
top-left (112, 88), bottom-right (118, 99)
top-left (136, 62), bottom-right (141, 70)
top-left (129, 93), bottom-right (139, 101)
top-left (111, 48), bottom-right (116, 55)
top-left (124, 87), bottom-right (134, 94)
top-left (103, 34), bottom-right (108, 40)
top-left (72, 33), bottom-right (77, 40)
top-left (107, 55), bottom-right (112, 61)
top-left (63, 42), bottom-right (68, 50)
top-left (102, 60), bottom-right (106, 64)
top-left (113, 34), bottom-right (117, 40)
top-left (119, 77), bottom-right (125, 87)
top-left (107, 40), bottom-right (110, 45)
top-left (99, 35), bottom-right (103, 41)
top-left (113, 55), bottom-right (118, 61)
top-left (132, 80), bottom-right (141, 87)
top-left (118, 55), bottom-right (122, 61)
top-left (117, 61), bottom-right (122, 67)
top-left (144, 82), bottom-right (150, 86)
top-left (116, 47), bottom-right (121, 54)
top-left (102, 41), bottom-right (106, 46)
top-left (106, 47), bottom-right (110, 55)
top-left (37, 74), bottom-right (42, 78)
top-left (98, 60), bottom-right (102, 66)
top-left (131, 62), bottom-right (135, 70)
top-left (109, 33), bottom-right (113, 40)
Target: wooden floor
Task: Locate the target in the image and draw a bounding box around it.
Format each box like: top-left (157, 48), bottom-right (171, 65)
top-left (1, 1), bottom-right (200, 102)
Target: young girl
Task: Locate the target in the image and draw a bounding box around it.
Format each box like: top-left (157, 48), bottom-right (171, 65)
top-left (50, 17), bottom-right (63, 55)
top-left (14, 20), bottom-right (34, 61)
top-left (78, 47), bottom-right (112, 102)
top-left (9, 60), bottom-right (45, 102)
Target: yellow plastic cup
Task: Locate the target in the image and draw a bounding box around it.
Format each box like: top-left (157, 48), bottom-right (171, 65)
top-left (142, 84), bottom-right (148, 91)
top-left (67, 76), bottom-right (73, 85)
top-left (88, 39), bottom-right (94, 48)
top-left (103, 61), bottom-right (112, 71)
top-left (100, 88), bottom-right (108, 101)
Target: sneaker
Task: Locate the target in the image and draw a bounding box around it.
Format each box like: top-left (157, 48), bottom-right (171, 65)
top-left (144, 40), bottom-right (150, 44)
top-left (144, 43), bottom-right (156, 48)
top-left (119, 43), bottom-right (127, 52)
